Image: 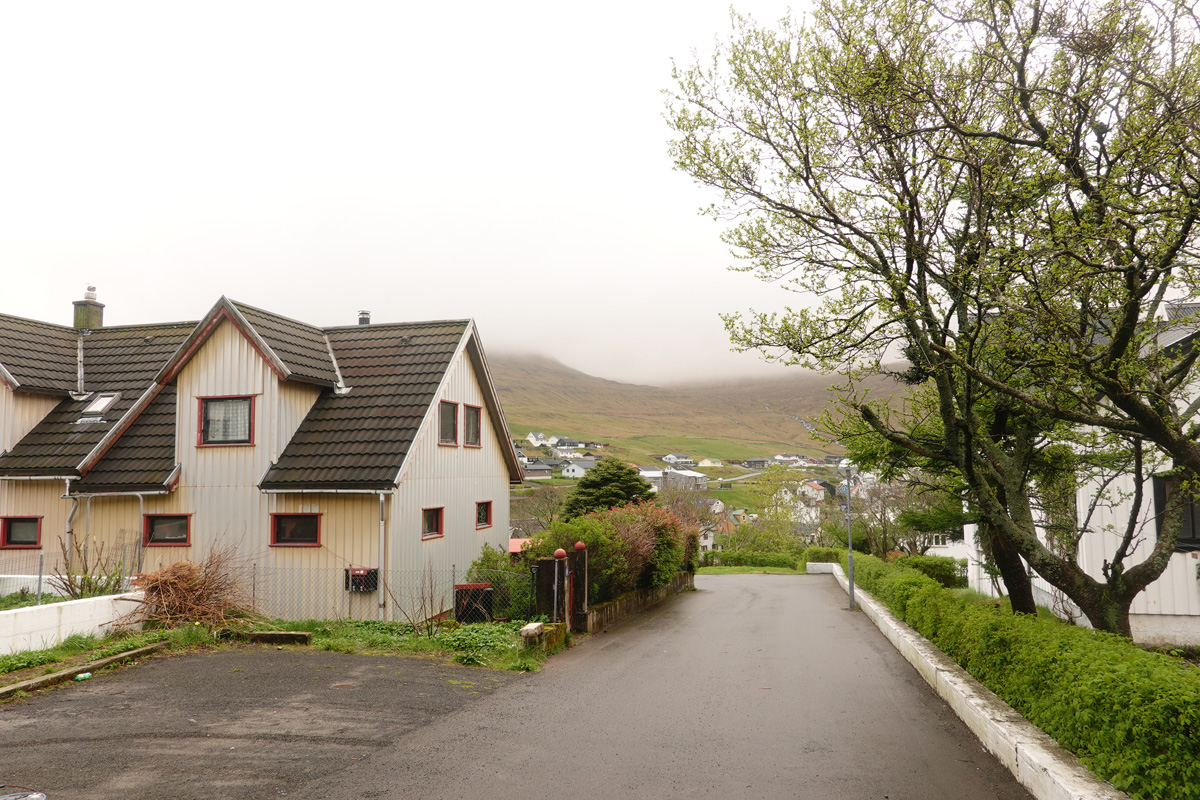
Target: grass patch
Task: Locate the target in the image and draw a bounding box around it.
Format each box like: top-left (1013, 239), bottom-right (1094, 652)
top-left (278, 618), bottom-right (548, 672)
top-left (0, 589), bottom-right (69, 611)
top-left (697, 565), bottom-right (805, 575)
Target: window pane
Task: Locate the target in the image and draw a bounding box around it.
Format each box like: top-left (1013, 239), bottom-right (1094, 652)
top-left (423, 508), bottom-right (442, 537)
top-left (204, 397), bottom-right (251, 443)
top-left (148, 516), bottom-right (188, 544)
top-left (5, 519), bottom-right (38, 546)
top-left (439, 402), bottom-right (457, 444)
top-left (274, 515), bottom-right (318, 544)
top-left (465, 406), bottom-right (481, 446)
top-left (476, 502), bottom-right (491, 527)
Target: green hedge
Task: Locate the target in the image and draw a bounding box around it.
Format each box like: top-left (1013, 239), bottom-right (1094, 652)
top-left (803, 547), bottom-right (842, 564)
top-left (822, 550), bottom-right (1200, 800)
top-left (709, 551), bottom-right (800, 570)
top-left (892, 554), bottom-right (967, 588)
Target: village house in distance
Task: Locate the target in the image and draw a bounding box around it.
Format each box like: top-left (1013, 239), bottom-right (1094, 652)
top-left (0, 290), bottom-right (521, 618)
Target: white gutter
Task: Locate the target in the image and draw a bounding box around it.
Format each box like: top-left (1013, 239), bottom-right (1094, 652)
top-left (64, 478), bottom-right (78, 567)
top-left (4, 475), bottom-right (74, 481)
top-left (259, 488), bottom-right (391, 494)
top-left (379, 493), bottom-right (388, 616)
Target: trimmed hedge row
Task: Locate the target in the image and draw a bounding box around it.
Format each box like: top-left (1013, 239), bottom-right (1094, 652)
top-left (891, 554), bottom-right (967, 588)
top-left (704, 550), bottom-right (800, 569)
top-left (820, 550), bottom-right (1200, 800)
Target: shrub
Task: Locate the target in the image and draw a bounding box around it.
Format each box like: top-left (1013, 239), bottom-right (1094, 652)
top-left (892, 554), bottom-right (967, 588)
top-left (712, 551), bottom-right (799, 569)
top-left (839, 551), bottom-right (1200, 800)
top-left (525, 502), bottom-right (687, 601)
top-left (804, 547), bottom-right (842, 564)
top-left (465, 544), bottom-right (534, 620)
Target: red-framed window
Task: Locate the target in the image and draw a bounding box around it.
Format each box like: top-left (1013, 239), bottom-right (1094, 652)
top-left (144, 514), bottom-right (191, 546)
top-left (422, 507), bottom-right (444, 539)
top-left (464, 404), bottom-right (482, 447)
top-left (475, 501), bottom-right (492, 529)
top-left (271, 513), bottom-right (321, 546)
top-left (198, 395), bottom-right (255, 446)
top-left (439, 401), bottom-right (458, 445)
top-left (1, 517), bottom-right (41, 549)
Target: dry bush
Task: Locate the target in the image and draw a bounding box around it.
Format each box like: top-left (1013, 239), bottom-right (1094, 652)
top-left (121, 546), bottom-right (254, 629)
top-left (50, 536), bottom-right (126, 599)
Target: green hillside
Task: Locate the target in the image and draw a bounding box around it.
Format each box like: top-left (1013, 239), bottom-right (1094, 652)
top-left (490, 353), bottom-right (900, 466)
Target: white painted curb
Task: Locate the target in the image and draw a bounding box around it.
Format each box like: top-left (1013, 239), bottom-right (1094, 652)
top-left (807, 562), bottom-right (1128, 800)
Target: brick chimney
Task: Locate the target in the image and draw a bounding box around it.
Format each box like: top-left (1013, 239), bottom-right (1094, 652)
top-left (73, 286), bottom-right (104, 329)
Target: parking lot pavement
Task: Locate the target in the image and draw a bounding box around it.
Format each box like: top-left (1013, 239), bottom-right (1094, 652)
top-left (0, 647), bottom-right (519, 800)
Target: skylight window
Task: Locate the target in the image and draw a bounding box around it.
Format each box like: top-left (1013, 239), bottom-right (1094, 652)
top-left (82, 393), bottom-right (118, 414)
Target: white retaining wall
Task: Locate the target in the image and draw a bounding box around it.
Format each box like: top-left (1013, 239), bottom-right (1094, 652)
top-left (0, 592), bottom-right (141, 655)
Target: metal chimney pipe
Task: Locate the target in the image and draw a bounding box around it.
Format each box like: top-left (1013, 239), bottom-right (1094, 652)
top-left (358, 310), bottom-right (371, 325)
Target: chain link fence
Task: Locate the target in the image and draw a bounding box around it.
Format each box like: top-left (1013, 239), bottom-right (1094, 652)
top-left (0, 535), bottom-right (143, 601)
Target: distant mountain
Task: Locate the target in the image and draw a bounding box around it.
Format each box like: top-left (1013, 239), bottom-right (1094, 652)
top-left (489, 353), bottom-right (901, 463)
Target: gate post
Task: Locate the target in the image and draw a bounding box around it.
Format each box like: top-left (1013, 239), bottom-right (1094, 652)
top-left (570, 541), bottom-right (588, 632)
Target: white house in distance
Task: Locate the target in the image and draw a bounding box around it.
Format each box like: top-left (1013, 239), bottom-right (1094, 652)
top-left (698, 457), bottom-right (722, 468)
top-left (526, 432), bottom-right (549, 447)
top-left (662, 453), bottom-right (694, 466)
top-left (0, 292), bottom-right (522, 620)
top-left (562, 459), bottom-right (597, 479)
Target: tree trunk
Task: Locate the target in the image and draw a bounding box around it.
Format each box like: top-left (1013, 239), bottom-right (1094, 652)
top-left (983, 523), bottom-right (1037, 616)
top-left (1073, 585), bottom-right (1134, 638)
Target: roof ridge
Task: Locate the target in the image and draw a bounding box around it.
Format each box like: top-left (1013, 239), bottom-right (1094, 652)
top-left (0, 311), bottom-right (76, 333)
top-left (323, 318), bottom-right (472, 332)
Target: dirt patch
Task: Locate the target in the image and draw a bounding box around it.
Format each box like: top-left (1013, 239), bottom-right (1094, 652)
top-left (0, 647), bottom-right (520, 800)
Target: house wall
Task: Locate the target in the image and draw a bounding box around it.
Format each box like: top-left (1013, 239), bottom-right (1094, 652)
top-left (0, 387), bottom-right (61, 454)
top-left (387, 347), bottom-right (511, 601)
top-left (0, 480), bottom-right (74, 573)
top-left (964, 470), bottom-right (1200, 645)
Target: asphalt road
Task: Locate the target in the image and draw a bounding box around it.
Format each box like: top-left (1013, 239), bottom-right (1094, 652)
top-left (296, 574), bottom-right (1031, 800)
top-left (0, 574), bottom-right (1032, 800)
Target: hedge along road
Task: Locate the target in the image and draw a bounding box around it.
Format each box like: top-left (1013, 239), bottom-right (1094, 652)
top-left (296, 574), bottom-right (1032, 800)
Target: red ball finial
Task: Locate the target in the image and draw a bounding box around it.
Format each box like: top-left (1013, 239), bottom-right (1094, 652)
top-left (574, 541), bottom-right (586, 551)
top-left (554, 548), bottom-right (567, 559)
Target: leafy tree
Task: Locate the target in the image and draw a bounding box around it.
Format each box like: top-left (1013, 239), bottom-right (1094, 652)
top-left (561, 457), bottom-right (655, 520)
top-left (668, 0), bottom-right (1200, 634)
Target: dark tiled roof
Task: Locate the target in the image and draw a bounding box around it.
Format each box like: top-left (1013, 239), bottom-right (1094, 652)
top-left (0, 324), bottom-right (193, 477)
top-left (231, 301), bottom-right (341, 386)
top-left (260, 321), bottom-right (469, 490)
top-left (0, 314), bottom-right (78, 394)
top-left (75, 385), bottom-right (179, 492)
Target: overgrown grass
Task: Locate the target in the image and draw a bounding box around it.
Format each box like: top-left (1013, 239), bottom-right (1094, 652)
top-left (280, 618), bottom-right (547, 671)
top-left (696, 565), bottom-right (806, 575)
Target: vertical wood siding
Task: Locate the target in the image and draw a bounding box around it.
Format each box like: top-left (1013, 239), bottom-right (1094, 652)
top-left (0, 388), bottom-right (60, 453)
top-left (388, 346), bottom-right (512, 609)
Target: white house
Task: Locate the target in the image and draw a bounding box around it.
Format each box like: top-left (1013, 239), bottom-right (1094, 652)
top-left (561, 459), bottom-right (597, 479)
top-left (0, 292), bottom-right (522, 620)
top-left (698, 457), bottom-right (722, 468)
top-left (662, 453), bottom-right (694, 466)
top-left (526, 432), bottom-right (549, 447)
top-left (963, 468), bottom-right (1200, 645)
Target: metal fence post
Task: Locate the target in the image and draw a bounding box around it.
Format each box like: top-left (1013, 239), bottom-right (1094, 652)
top-left (36, 553), bottom-right (44, 605)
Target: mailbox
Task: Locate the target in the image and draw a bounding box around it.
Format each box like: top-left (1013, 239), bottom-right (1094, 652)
top-left (344, 567), bottom-right (379, 593)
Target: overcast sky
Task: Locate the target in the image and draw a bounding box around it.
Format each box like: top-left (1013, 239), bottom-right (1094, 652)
top-left (0, 0), bottom-right (810, 386)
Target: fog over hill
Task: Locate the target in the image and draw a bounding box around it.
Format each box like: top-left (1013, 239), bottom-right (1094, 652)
top-left (489, 352), bottom-right (902, 460)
